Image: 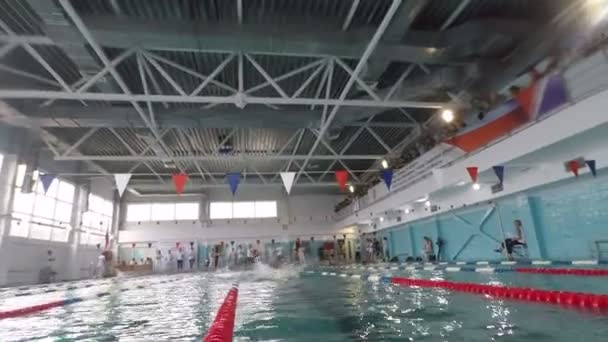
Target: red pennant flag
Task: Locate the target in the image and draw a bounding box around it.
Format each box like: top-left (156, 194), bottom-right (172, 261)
top-left (335, 170), bottom-right (348, 191)
top-left (172, 173), bottom-right (189, 195)
top-left (466, 167), bottom-right (479, 183)
top-left (568, 160), bottom-right (579, 177)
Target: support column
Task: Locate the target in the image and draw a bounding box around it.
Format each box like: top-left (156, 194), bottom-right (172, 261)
top-left (111, 193), bottom-right (121, 258)
top-left (67, 184), bottom-right (88, 280)
top-left (0, 154), bottom-right (18, 286)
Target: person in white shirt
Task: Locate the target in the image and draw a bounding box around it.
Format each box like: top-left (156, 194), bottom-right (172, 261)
top-left (246, 244), bottom-right (253, 264)
top-left (254, 240), bottom-right (263, 262)
top-left (96, 252), bottom-right (106, 278)
top-left (155, 250), bottom-right (162, 273)
top-left (166, 250), bottom-right (174, 272)
top-left (176, 248), bottom-right (184, 271)
top-left (188, 248), bottom-right (196, 269)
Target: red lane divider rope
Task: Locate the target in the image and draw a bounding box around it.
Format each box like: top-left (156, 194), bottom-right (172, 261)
top-left (0, 278), bottom-right (180, 320)
top-left (203, 284), bottom-right (239, 342)
top-left (0, 300), bottom-right (65, 320)
top-left (390, 277), bottom-right (608, 312)
top-left (515, 267), bottom-right (608, 276)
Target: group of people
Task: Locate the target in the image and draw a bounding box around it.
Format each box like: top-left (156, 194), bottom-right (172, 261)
top-left (152, 248), bottom-right (197, 272)
top-left (356, 219), bottom-right (527, 263)
top-left (358, 232), bottom-right (387, 263)
top-left (206, 238), bottom-right (309, 270)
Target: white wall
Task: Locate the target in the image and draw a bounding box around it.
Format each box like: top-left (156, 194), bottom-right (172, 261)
top-left (0, 139), bottom-right (119, 286)
top-left (3, 237), bottom-right (101, 285)
top-left (118, 188), bottom-right (343, 244)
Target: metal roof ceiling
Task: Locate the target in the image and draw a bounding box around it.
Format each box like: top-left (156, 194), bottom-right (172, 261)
top-left (0, 0), bottom-right (577, 194)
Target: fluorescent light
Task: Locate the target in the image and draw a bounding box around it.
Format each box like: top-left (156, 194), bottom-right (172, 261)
top-left (348, 185), bottom-right (355, 193)
top-left (15, 164), bottom-right (27, 188)
top-left (415, 195), bottom-right (429, 203)
top-left (32, 169), bottom-right (39, 182)
top-left (441, 109), bottom-right (454, 123)
top-left (381, 159), bottom-right (389, 169)
top-left (424, 200), bottom-right (431, 207)
top-left (472, 183), bottom-right (481, 191)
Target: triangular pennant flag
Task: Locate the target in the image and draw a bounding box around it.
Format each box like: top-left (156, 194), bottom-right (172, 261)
top-left (586, 160), bottom-right (597, 177)
top-left (568, 160), bottom-right (579, 177)
top-left (172, 173), bottom-right (189, 195)
top-left (492, 166), bottom-right (505, 184)
top-left (335, 170), bottom-right (348, 191)
top-left (39, 174), bottom-right (56, 194)
top-left (381, 169), bottom-right (394, 190)
top-left (280, 172), bottom-right (296, 194)
top-left (114, 173), bottom-right (132, 197)
top-left (227, 172), bottom-right (241, 196)
top-left (466, 167), bottom-right (479, 183)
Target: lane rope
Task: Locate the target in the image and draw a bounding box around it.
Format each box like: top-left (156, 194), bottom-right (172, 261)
top-left (389, 276), bottom-right (608, 311)
top-left (202, 283), bottom-right (239, 342)
top-left (0, 277), bottom-right (181, 320)
top-left (304, 271), bottom-right (608, 313)
top-left (515, 267), bottom-right (608, 276)
top-left (325, 264), bottom-right (608, 276)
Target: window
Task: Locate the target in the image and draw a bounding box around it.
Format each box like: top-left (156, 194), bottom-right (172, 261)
top-left (255, 201), bottom-right (278, 218)
top-left (209, 202), bottom-right (232, 219)
top-left (126, 204), bottom-right (151, 222)
top-left (81, 193), bottom-right (114, 245)
top-left (209, 201), bottom-right (278, 219)
top-left (10, 178), bottom-right (75, 242)
top-left (233, 202), bottom-right (255, 219)
top-left (126, 202), bottom-right (199, 222)
top-left (151, 203), bottom-right (175, 221)
top-left (175, 202), bottom-right (199, 220)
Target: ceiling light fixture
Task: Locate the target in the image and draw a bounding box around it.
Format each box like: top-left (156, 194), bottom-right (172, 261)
top-left (348, 184), bottom-right (355, 193)
top-left (381, 159), bottom-right (389, 169)
top-left (472, 183), bottom-right (481, 191)
top-left (441, 109), bottom-right (454, 123)
top-left (424, 200), bottom-right (431, 207)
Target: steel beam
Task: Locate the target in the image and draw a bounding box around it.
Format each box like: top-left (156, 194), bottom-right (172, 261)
top-left (0, 89), bottom-right (444, 109)
top-left (342, 0), bottom-right (361, 31)
top-left (366, 126), bottom-right (392, 152)
top-left (55, 154), bottom-right (383, 162)
top-left (61, 128), bottom-right (98, 157)
top-left (143, 52), bottom-right (187, 96)
top-left (0, 64), bottom-right (60, 87)
top-left (245, 53), bottom-right (289, 98)
top-left (295, 0), bottom-right (402, 183)
top-left (0, 42), bottom-right (16, 58)
top-left (58, 0), bottom-right (179, 174)
top-left (145, 51), bottom-right (237, 94)
top-left (190, 53), bottom-right (235, 96)
top-left (291, 60), bottom-right (327, 99)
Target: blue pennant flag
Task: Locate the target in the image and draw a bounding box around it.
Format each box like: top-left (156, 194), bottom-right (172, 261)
top-left (381, 169), bottom-right (394, 190)
top-left (227, 172), bottom-right (241, 196)
top-left (492, 166), bottom-right (505, 184)
top-left (586, 160), bottom-right (597, 177)
top-left (39, 174), bottom-right (56, 194)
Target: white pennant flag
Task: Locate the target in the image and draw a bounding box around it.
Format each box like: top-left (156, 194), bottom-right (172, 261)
top-left (114, 173), bottom-right (132, 197)
top-left (280, 172), bottom-right (296, 194)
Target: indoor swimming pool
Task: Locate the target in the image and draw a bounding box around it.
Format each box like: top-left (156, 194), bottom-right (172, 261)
top-left (1, 265), bottom-right (607, 341)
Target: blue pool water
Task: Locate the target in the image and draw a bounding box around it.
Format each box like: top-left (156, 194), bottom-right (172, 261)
top-left (1, 265), bottom-right (608, 341)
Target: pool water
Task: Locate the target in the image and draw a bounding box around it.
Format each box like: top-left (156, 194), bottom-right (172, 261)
top-left (1, 265), bottom-right (608, 341)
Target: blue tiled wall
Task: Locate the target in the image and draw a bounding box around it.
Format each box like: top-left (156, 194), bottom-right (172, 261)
top-left (384, 171), bottom-right (608, 261)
